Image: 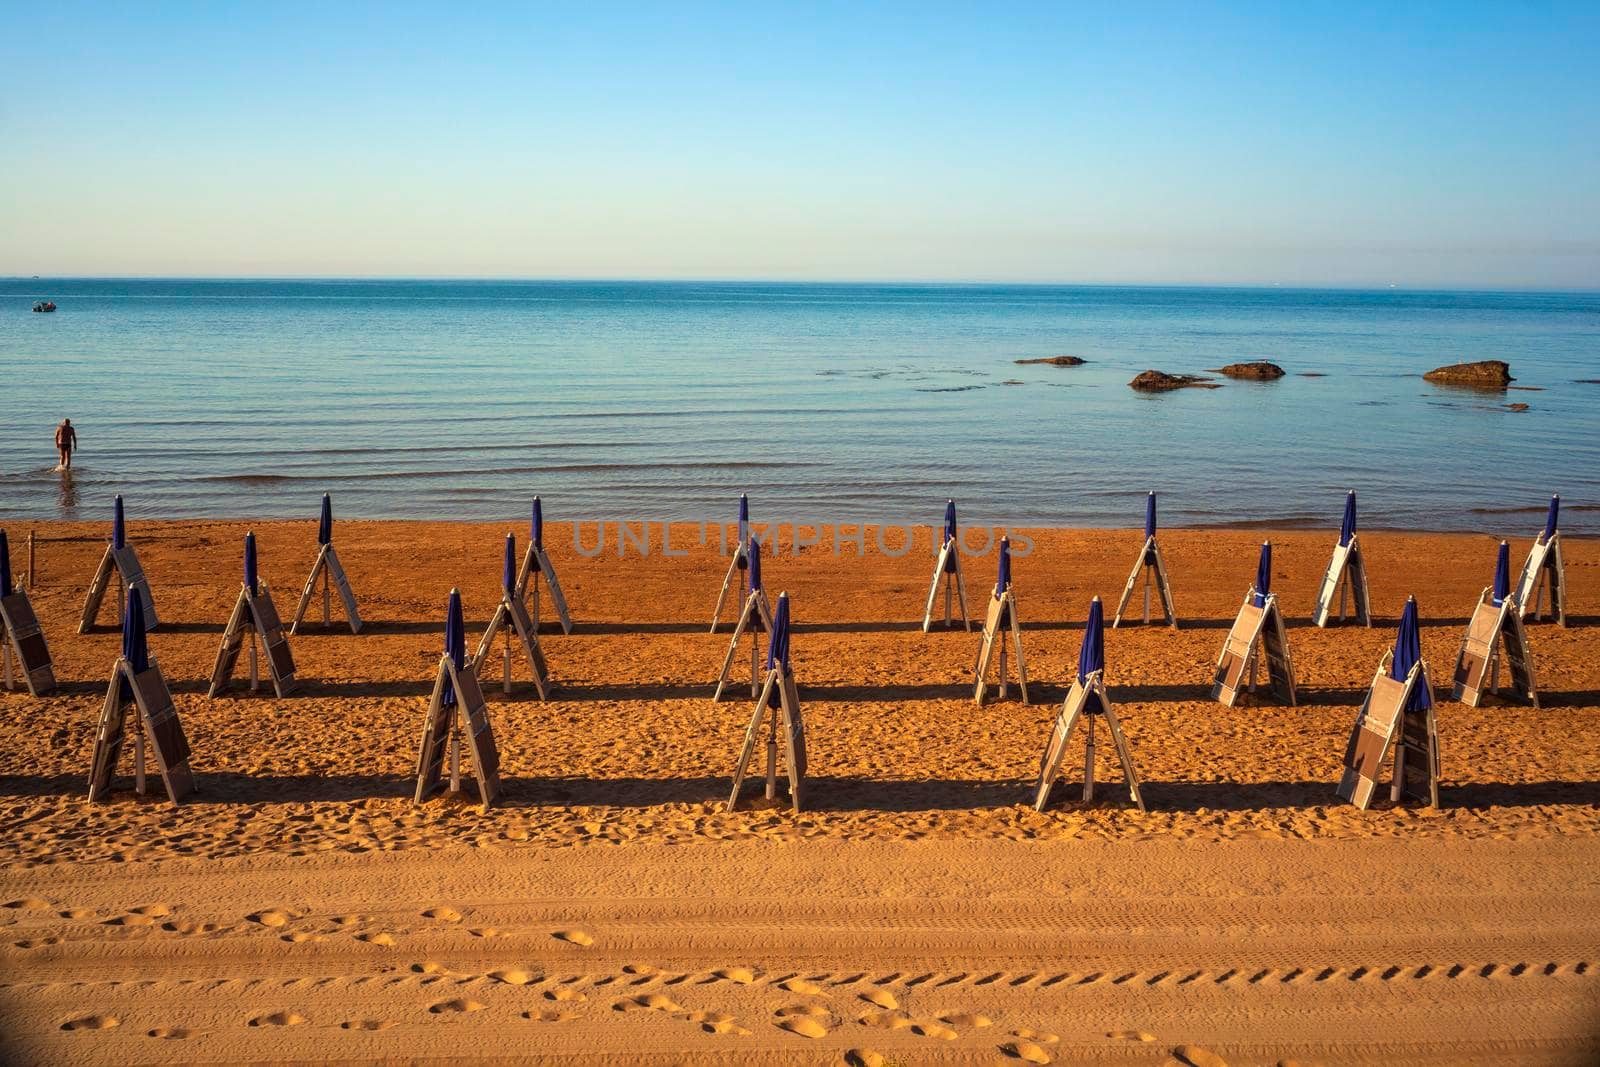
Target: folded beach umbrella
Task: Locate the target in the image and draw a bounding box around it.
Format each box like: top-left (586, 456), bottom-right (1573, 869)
top-left (766, 591), bottom-right (791, 675)
top-left (1544, 494), bottom-right (1560, 541)
top-left (503, 533), bottom-right (516, 596)
top-left (747, 536), bottom-right (762, 592)
top-left (1145, 492), bottom-right (1157, 541)
top-left (1390, 597), bottom-right (1433, 711)
top-left (737, 494), bottom-right (749, 570)
top-left (943, 500), bottom-right (959, 570)
top-left (1492, 541), bottom-right (1511, 606)
top-left (0, 529), bottom-right (11, 598)
top-left (243, 532), bottom-right (258, 595)
top-left (119, 588), bottom-right (148, 699)
top-left (1252, 541), bottom-right (1272, 607)
top-left (1339, 490), bottom-right (1357, 548)
top-left (318, 493), bottom-right (333, 546)
top-left (1077, 596), bottom-right (1105, 684)
top-left (113, 495), bottom-right (126, 550)
top-left (996, 536), bottom-right (1012, 595)
top-left (441, 589), bottom-right (465, 708)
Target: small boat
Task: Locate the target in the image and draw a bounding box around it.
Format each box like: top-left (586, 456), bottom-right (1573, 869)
top-left (32, 301), bottom-right (56, 313)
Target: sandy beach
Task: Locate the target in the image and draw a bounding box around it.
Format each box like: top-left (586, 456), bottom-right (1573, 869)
top-left (2, 519), bottom-right (1596, 1064)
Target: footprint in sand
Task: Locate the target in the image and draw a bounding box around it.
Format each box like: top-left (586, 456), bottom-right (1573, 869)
top-left (1014, 1028), bottom-right (1059, 1044)
top-left (1173, 1046), bottom-right (1230, 1067)
top-left (247, 910), bottom-right (293, 929)
top-left (14, 936), bottom-right (61, 950)
top-left (1109, 1029), bottom-right (1156, 1042)
top-left (860, 989), bottom-right (898, 1010)
top-left (940, 1012), bottom-right (993, 1028)
top-left (780, 978), bottom-right (825, 994)
top-left (687, 1010), bottom-right (751, 1036)
top-left (130, 904), bottom-right (171, 918)
top-left (248, 1011), bottom-right (306, 1027)
top-left (104, 913), bottom-right (155, 927)
top-left (422, 906), bottom-right (463, 923)
top-left (330, 915), bottom-right (365, 926)
top-left (282, 931), bottom-right (326, 943)
top-left (777, 1015), bottom-right (830, 1038)
top-left (911, 1020), bottom-right (958, 1040)
top-left (713, 966), bottom-right (756, 984)
top-left (60, 1015), bottom-right (119, 1031)
top-left (489, 969), bottom-right (538, 986)
top-left (60, 909), bottom-right (93, 920)
top-left (467, 927), bottom-right (500, 938)
top-left (845, 1052), bottom-right (887, 1067)
top-left (356, 932), bottom-right (397, 946)
top-left (428, 999), bottom-right (485, 1014)
top-left (522, 1010), bottom-right (575, 1023)
top-left (3, 898), bottom-right (50, 911)
top-left (616, 994), bottom-right (680, 1013)
top-left (1003, 1039), bottom-right (1053, 1064)
top-left (162, 920), bottom-right (218, 935)
top-left (553, 929), bottom-right (593, 946)
top-left (145, 1026), bottom-right (192, 1039)
top-left (859, 1010), bottom-right (913, 1030)
top-left (545, 988), bottom-right (586, 1003)
top-left (341, 1020), bottom-right (395, 1031)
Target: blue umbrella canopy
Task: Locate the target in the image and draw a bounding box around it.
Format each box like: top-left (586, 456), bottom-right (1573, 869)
top-left (1252, 541), bottom-right (1272, 607)
top-left (122, 588), bottom-right (149, 673)
top-left (243, 531), bottom-right (258, 595)
top-left (441, 588), bottom-right (465, 708)
top-left (996, 536), bottom-right (1012, 596)
top-left (747, 536), bottom-right (762, 592)
top-left (0, 529), bottom-right (11, 598)
top-left (1492, 541), bottom-right (1511, 605)
top-left (766, 591), bottom-right (791, 674)
top-left (1077, 596), bottom-right (1105, 684)
top-left (1544, 494), bottom-right (1560, 541)
top-left (113, 495), bottom-right (126, 550)
top-left (1339, 490), bottom-right (1357, 547)
top-left (317, 493), bottom-right (332, 546)
top-left (503, 533), bottom-right (516, 596)
top-left (1144, 492), bottom-right (1157, 541)
top-left (1389, 596), bottom-right (1434, 710)
top-left (942, 500), bottom-right (959, 572)
top-left (531, 496), bottom-right (544, 548)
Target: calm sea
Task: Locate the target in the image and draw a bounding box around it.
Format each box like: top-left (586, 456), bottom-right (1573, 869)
top-left (1, 279), bottom-right (1596, 534)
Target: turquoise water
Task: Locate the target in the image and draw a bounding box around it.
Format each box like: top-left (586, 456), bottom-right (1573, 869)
top-left (1, 279), bottom-right (1596, 533)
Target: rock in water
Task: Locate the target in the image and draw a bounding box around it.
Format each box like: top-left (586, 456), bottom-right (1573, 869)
top-left (1014, 355), bottom-right (1087, 366)
top-left (1129, 370), bottom-right (1219, 392)
top-left (1423, 360), bottom-right (1513, 388)
top-left (1211, 361), bottom-right (1286, 380)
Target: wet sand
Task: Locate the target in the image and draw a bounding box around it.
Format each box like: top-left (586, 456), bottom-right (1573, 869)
top-left (1, 520), bottom-right (1597, 1064)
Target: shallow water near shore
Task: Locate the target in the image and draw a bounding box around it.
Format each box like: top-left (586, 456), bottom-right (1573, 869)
top-left (2, 279), bottom-right (1596, 533)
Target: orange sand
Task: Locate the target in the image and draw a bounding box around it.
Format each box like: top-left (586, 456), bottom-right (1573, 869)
top-left (1, 520), bottom-right (1596, 1064)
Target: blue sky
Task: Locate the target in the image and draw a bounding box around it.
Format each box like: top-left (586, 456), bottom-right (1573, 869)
top-left (2, 2), bottom-right (1597, 286)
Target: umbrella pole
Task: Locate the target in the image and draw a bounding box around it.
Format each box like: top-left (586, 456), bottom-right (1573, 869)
top-left (765, 702), bottom-right (778, 802)
top-left (1143, 571), bottom-right (1151, 625)
top-left (750, 630), bottom-right (758, 699)
top-left (503, 622), bottom-right (512, 696)
top-left (322, 565), bottom-right (331, 626)
top-left (449, 717), bottom-right (461, 794)
top-left (3, 640), bottom-right (11, 690)
top-left (1340, 577), bottom-right (1348, 623)
top-left (533, 579), bottom-right (541, 634)
top-left (944, 572), bottom-right (952, 626)
top-left (1248, 644), bottom-right (1258, 694)
top-left (1082, 715), bottom-right (1096, 803)
top-left (117, 573), bottom-right (126, 626)
top-left (134, 725), bottom-right (147, 797)
top-left (1390, 734), bottom-right (1405, 803)
top-left (248, 627), bottom-right (259, 693)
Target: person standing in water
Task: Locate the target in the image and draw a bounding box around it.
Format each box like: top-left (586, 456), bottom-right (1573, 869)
top-left (55, 418), bottom-right (77, 469)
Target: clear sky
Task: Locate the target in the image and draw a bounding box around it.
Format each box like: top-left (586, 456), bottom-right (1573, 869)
top-left (3, 2), bottom-right (1597, 287)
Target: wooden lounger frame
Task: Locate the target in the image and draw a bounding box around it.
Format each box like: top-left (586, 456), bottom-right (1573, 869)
top-left (728, 662), bottom-right (807, 813)
top-left (921, 532), bottom-right (971, 632)
top-left (291, 542), bottom-right (363, 634)
top-left (709, 534), bottom-right (751, 633)
top-left (1213, 589), bottom-right (1297, 707)
top-left (1515, 532), bottom-right (1567, 628)
top-left (1337, 653), bottom-right (1439, 809)
top-left (1112, 535), bottom-right (1177, 629)
top-left (1033, 671), bottom-right (1145, 812)
top-left (414, 654), bottom-right (502, 809)
top-left (516, 540), bottom-right (573, 635)
top-left (714, 585), bottom-right (774, 701)
top-left (1, 588), bottom-right (56, 696)
top-left (974, 586), bottom-right (1029, 705)
top-left (473, 590), bottom-right (551, 700)
top-left (1452, 590), bottom-right (1539, 708)
top-left (88, 656), bottom-right (196, 805)
top-left (80, 542), bottom-right (158, 633)
top-left (208, 583), bottom-right (297, 698)
top-left (1312, 535), bottom-right (1372, 628)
